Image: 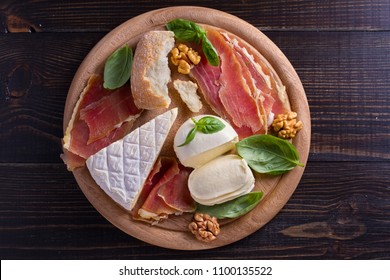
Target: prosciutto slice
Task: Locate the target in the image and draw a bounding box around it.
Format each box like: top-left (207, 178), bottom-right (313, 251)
top-left (62, 75), bottom-right (142, 170)
top-left (158, 167), bottom-right (195, 213)
top-left (132, 157), bottom-right (195, 223)
top-left (222, 32), bottom-right (289, 117)
top-left (130, 158), bottom-right (164, 218)
top-left (190, 55), bottom-right (227, 119)
top-left (138, 185), bottom-right (178, 222)
top-left (132, 157), bottom-right (179, 221)
top-left (79, 82), bottom-right (141, 144)
top-left (190, 26), bottom-right (291, 138)
top-left (209, 29), bottom-right (264, 135)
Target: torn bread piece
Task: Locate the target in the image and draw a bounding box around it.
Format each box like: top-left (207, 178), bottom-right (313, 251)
top-left (131, 31), bottom-right (175, 110)
top-left (86, 108), bottom-right (178, 211)
top-left (173, 79), bottom-right (203, 113)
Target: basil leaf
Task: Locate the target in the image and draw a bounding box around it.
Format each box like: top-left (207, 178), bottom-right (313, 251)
top-left (103, 45), bottom-right (133, 90)
top-left (166, 18), bottom-right (220, 66)
top-left (201, 36), bottom-right (220, 67)
top-left (196, 192), bottom-right (263, 219)
top-left (166, 19), bottom-right (205, 44)
top-left (178, 127), bottom-right (197, 147)
top-left (236, 134), bottom-right (304, 175)
top-left (196, 116), bottom-right (225, 134)
top-left (177, 116), bottom-right (226, 147)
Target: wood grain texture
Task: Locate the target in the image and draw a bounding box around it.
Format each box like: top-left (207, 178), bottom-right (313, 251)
top-left (0, 0), bottom-right (389, 32)
top-left (1, 32), bottom-right (388, 163)
top-left (0, 32), bottom-right (104, 163)
top-left (0, 162), bottom-right (388, 259)
top-left (0, 1), bottom-right (389, 259)
top-left (265, 31), bottom-right (390, 162)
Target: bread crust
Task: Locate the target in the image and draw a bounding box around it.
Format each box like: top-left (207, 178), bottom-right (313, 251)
top-left (131, 31), bottom-right (175, 110)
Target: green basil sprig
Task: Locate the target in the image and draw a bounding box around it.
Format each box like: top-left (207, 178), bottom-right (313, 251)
top-left (236, 134), bottom-right (304, 175)
top-left (178, 116), bottom-right (225, 147)
top-left (103, 45), bottom-right (133, 90)
top-left (166, 19), bottom-right (205, 43)
top-left (196, 192), bottom-right (263, 219)
top-left (166, 19), bottom-right (220, 66)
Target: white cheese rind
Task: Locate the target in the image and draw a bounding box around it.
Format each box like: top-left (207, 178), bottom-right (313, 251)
top-left (86, 108), bottom-right (178, 211)
top-left (174, 115), bottom-right (238, 168)
top-left (188, 154), bottom-right (255, 206)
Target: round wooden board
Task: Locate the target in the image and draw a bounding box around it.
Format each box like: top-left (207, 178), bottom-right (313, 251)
top-left (64, 6), bottom-right (311, 250)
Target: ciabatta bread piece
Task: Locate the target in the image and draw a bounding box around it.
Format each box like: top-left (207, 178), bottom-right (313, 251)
top-left (173, 79), bottom-right (203, 113)
top-left (131, 31), bottom-right (175, 110)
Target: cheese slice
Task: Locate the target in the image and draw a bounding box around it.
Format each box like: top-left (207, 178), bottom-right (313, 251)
top-left (86, 108), bottom-right (178, 211)
top-left (174, 115), bottom-right (238, 168)
top-left (188, 154), bottom-right (255, 206)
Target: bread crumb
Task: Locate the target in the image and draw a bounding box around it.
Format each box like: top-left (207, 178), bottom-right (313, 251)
top-left (173, 80), bottom-right (203, 113)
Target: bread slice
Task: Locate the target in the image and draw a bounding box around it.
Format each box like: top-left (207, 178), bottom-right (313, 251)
top-left (173, 79), bottom-right (203, 113)
top-left (131, 31), bottom-right (175, 110)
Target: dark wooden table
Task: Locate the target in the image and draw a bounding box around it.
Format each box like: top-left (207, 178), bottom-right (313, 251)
top-left (0, 0), bottom-right (389, 260)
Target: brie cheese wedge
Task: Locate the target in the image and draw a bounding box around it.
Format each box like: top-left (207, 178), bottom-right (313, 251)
top-left (86, 108), bottom-right (178, 211)
top-left (188, 154), bottom-right (255, 206)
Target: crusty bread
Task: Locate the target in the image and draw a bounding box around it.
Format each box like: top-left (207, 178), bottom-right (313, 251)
top-left (173, 79), bottom-right (203, 113)
top-left (131, 31), bottom-right (175, 110)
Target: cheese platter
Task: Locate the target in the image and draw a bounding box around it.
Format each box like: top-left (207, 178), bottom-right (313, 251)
top-left (62, 6), bottom-right (310, 250)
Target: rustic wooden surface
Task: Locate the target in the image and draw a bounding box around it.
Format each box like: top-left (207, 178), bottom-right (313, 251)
top-left (0, 0), bottom-right (389, 259)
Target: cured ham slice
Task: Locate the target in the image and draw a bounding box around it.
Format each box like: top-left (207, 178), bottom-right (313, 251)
top-left (63, 119), bottom-right (134, 170)
top-left (130, 158), bottom-right (164, 218)
top-left (191, 55), bottom-right (227, 119)
top-left (61, 149), bottom-right (88, 170)
top-left (132, 157), bottom-right (179, 221)
top-left (138, 185), bottom-right (178, 222)
top-left (221, 32), bottom-right (290, 117)
top-left (62, 75), bottom-right (141, 170)
top-left (208, 29), bottom-right (265, 135)
top-left (133, 157), bottom-right (195, 223)
top-left (158, 167), bottom-right (195, 213)
top-left (79, 83), bottom-right (141, 144)
top-left (190, 26), bottom-right (291, 138)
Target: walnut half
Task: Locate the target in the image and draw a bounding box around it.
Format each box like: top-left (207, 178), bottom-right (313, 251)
top-left (189, 213), bottom-right (220, 242)
top-left (170, 44), bottom-right (201, 74)
top-left (272, 111), bottom-right (303, 139)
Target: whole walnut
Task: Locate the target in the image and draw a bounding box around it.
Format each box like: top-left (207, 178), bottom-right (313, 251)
top-left (188, 213), bottom-right (220, 242)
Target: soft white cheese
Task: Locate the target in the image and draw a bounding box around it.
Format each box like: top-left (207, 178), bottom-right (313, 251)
top-left (174, 115), bottom-right (238, 168)
top-left (86, 108), bottom-right (178, 211)
top-left (191, 171), bottom-right (254, 205)
top-left (188, 154), bottom-right (255, 206)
